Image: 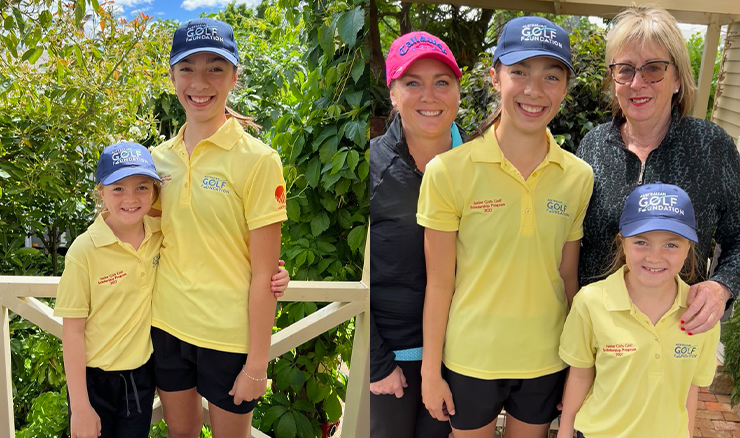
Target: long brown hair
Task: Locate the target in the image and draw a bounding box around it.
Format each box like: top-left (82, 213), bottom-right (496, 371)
top-left (467, 60), bottom-right (574, 141)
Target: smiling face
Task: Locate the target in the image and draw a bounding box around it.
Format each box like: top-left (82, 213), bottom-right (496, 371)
top-left (612, 42), bottom-right (679, 127)
top-left (623, 230), bottom-right (690, 290)
top-left (99, 175), bottom-right (156, 231)
top-left (170, 52), bottom-right (237, 129)
top-left (389, 58), bottom-right (460, 143)
top-left (491, 57), bottom-right (568, 136)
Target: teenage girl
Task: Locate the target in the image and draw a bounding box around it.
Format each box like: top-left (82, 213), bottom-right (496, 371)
top-left (150, 18), bottom-right (288, 437)
top-left (417, 16), bottom-right (594, 438)
top-left (558, 183), bottom-right (720, 438)
top-left (56, 142), bottom-right (163, 438)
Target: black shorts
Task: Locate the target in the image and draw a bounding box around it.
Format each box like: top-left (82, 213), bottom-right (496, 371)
top-left (443, 365), bottom-right (567, 430)
top-left (151, 327), bottom-right (257, 414)
top-left (69, 357), bottom-right (155, 438)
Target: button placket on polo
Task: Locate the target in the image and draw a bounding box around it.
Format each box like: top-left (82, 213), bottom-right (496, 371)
top-left (631, 306), bottom-right (663, 376)
top-left (176, 146), bottom-right (192, 204)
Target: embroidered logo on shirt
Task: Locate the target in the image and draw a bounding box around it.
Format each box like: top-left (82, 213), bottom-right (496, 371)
top-left (469, 198), bottom-right (505, 213)
top-left (152, 254), bottom-right (160, 268)
top-left (160, 174), bottom-right (172, 185)
top-left (546, 199), bottom-right (570, 217)
top-left (200, 175), bottom-right (230, 194)
top-left (275, 185), bottom-right (286, 204)
top-left (602, 343), bottom-right (637, 357)
top-left (98, 270), bottom-right (127, 286)
top-left (674, 343), bottom-right (698, 359)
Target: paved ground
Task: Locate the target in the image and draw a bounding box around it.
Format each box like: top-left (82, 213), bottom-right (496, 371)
top-left (694, 386), bottom-right (740, 438)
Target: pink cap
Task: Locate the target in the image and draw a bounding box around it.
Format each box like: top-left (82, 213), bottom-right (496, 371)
top-left (385, 31), bottom-right (462, 88)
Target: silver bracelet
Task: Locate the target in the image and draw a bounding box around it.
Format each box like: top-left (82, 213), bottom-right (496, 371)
top-left (241, 366), bottom-right (267, 382)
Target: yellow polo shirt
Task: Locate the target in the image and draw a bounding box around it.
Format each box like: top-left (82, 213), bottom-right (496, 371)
top-left (54, 214), bottom-right (162, 371)
top-left (559, 267), bottom-right (720, 438)
top-left (417, 126), bottom-right (593, 379)
top-left (151, 117), bottom-right (287, 353)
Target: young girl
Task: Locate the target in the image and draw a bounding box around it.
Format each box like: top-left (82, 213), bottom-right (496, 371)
top-left (417, 16), bottom-right (593, 438)
top-left (558, 183), bottom-right (720, 438)
top-left (150, 17), bottom-right (287, 437)
top-left (56, 142), bottom-right (163, 438)
top-left (55, 142), bottom-right (289, 438)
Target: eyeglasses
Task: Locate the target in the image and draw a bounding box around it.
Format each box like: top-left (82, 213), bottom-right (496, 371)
top-left (608, 61), bottom-right (672, 85)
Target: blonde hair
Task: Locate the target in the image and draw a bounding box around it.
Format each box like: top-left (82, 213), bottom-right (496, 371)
top-left (605, 6), bottom-right (697, 118)
top-left (604, 232), bottom-right (697, 283)
top-left (94, 179), bottom-right (161, 217)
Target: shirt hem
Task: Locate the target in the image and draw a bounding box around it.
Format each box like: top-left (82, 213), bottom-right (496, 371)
top-left (443, 360), bottom-right (567, 380)
top-left (152, 320), bottom-right (249, 354)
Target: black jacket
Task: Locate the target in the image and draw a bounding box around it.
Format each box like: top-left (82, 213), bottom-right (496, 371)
top-left (370, 116), bottom-right (427, 382)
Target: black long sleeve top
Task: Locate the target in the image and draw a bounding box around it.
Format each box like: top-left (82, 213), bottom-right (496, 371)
top-left (577, 108), bottom-right (740, 307)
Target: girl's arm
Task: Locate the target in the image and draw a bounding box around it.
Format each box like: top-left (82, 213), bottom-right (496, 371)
top-left (687, 384), bottom-right (700, 435)
top-left (420, 228), bottom-right (457, 421)
top-left (560, 240), bottom-right (581, 308)
top-left (230, 222), bottom-right (281, 405)
top-left (62, 318), bottom-right (101, 438)
top-left (558, 366), bottom-right (594, 438)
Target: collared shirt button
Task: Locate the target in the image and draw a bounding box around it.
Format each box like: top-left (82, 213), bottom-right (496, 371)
top-left (655, 337), bottom-right (659, 342)
top-left (525, 208), bottom-right (531, 213)
top-left (532, 172), bottom-right (537, 177)
top-left (138, 259), bottom-right (141, 263)
top-left (184, 182), bottom-right (189, 188)
top-left (141, 272), bottom-right (145, 277)
top-left (655, 354), bottom-right (660, 359)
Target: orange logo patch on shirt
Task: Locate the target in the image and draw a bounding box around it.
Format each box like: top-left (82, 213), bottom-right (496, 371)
top-left (275, 185), bottom-right (286, 204)
top-left (97, 270), bottom-right (127, 286)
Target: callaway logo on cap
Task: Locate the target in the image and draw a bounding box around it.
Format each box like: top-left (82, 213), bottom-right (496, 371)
top-left (385, 31), bottom-right (462, 88)
top-left (169, 18), bottom-right (239, 66)
top-left (493, 16), bottom-right (574, 74)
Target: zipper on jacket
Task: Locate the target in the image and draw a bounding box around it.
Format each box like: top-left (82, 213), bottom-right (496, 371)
top-left (638, 161), bottom-right (645, 185)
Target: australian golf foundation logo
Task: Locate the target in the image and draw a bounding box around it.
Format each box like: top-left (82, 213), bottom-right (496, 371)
top-left (186, 24), bottom-right (223, 44)
top-left (520, 24), bottom-right (562, 49)
top-left (546, 198), bottom-right (569, 217)
top-left (637, 192), bottom-right (684, 215)
top-left (201, 175), bottom-right (230, 194)
top-left (398, 34), bottom-right (448, 57)
top-left (111, 147), bottom-right (145, 166)
top-left (674, 343), bottom-right (698, 359)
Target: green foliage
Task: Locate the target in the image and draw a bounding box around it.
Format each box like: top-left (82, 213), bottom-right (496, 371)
top-left (550, 27), bottom-right (611, 153)
top-left (10, 312), bottom-right (66, 432)
top-left (724, 306), bottom-right (740, 406)
top-left (0, 1), bottom-right (172, 276)
top-left (686, 32), bottom-right (721, 120)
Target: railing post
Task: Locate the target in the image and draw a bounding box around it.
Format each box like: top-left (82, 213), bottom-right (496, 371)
top-left (0, 306), bottom-right (15, 438)
top-left (341, 229), bottom-right (370, 438)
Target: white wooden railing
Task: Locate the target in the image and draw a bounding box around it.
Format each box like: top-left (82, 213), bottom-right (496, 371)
top-left (0, 237), bottom-right (369, 438)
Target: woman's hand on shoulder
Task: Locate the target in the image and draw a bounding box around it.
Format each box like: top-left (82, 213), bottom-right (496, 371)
top-left (370, 366), bottom-right (407, 398)
top-left (270, 260), bottom-right (289, 298)
top-left (70, 403), bottom-right (101, 438)
top-left (681, 280), bottom-right (731, 334)
top-left (421, 373), bottom-right (455, 421)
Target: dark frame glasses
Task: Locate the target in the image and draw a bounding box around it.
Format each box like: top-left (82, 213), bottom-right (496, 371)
top-left (608, 60), bottom-right (672, 85)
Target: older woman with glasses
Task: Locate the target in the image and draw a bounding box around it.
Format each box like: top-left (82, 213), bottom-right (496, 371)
top-left (577, 6), bottom-right (740, 335)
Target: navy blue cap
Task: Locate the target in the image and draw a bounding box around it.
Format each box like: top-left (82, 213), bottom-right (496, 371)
top-left (619, 183), bottom-right (698, 243)
top-left (170, 18), bottom-right (239, 66)
top-left (493, 16), bottom-right (574, 74)
top-left (96, 142), bottom-right (161, 185)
